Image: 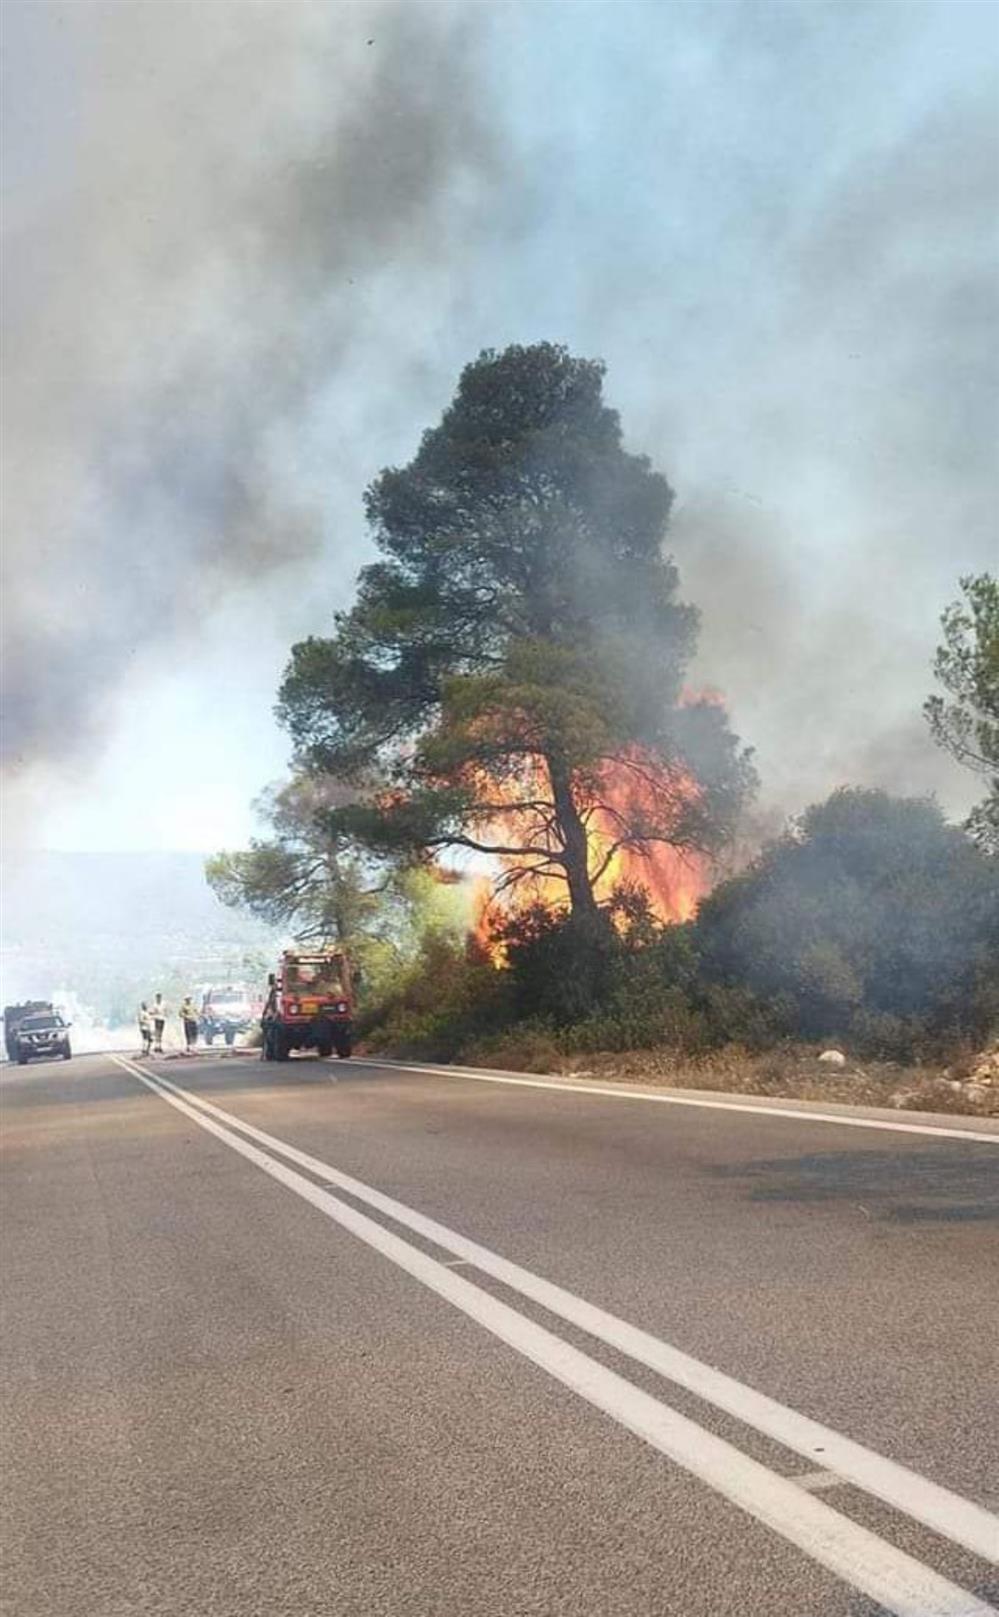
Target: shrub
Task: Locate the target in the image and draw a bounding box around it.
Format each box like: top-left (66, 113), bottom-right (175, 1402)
top-left (695, 789), bottom-right (999, 1050)
top-left (358, 930), bottom-right (513, 1060)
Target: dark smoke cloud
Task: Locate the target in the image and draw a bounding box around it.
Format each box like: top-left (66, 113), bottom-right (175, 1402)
top-left (3, 0), bottom-right (996, 848)
top-left (2, 2), bottom-right (503, 773)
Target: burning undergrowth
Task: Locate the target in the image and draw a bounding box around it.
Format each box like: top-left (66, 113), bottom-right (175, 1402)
top-left (357, 787), bottom-right (998, 1097)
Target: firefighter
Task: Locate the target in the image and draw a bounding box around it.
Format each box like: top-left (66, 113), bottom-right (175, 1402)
top-left (180, 995), bottom-right (199, 1053)
top-left (151, 993), bottom-right (167, 1053)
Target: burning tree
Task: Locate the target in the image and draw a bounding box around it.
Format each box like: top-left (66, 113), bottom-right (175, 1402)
top-left (279, 344), bottom-right (755, 934)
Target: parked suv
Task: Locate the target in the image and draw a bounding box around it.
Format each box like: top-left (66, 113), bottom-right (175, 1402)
top-left (4, 1001), bottom-right (54, 1059)
top-left (12, 1012), bottom-right (72, 1065)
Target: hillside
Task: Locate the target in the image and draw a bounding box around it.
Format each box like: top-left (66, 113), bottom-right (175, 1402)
top-left (1, 852), bottom-right (279, 1024)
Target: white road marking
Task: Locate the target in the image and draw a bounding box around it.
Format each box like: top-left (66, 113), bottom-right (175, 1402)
top-left (113, 1055), bottom-right (999, 1597)
top-left (342, 1056), bottom-right (999, 1145)
top-left (120, 1058), bottom-right (999, 1568)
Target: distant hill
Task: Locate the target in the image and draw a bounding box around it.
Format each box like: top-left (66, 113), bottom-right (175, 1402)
top-left (2, 851), bottom-right (268, 940)
top-left (1, 851), bottom-right (279, 1021)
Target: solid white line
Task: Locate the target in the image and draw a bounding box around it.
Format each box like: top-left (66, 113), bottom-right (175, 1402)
top-left (343, 1056), bottom-right (999, 1144)
top-left (111, 1055), bottom-right (995, 1617)
top-left (113, 1056), bottom-right (999, 1570)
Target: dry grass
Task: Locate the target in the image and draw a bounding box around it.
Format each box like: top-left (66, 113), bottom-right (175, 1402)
top-left (456, 1036), bottom-right (999, 1119)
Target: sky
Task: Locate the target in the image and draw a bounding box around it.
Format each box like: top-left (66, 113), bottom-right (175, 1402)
top-left (2, 0), bottom-right (997, 853)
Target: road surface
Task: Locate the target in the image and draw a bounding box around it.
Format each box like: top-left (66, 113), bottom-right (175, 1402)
top-left (2, 1049), bottom-right (997, 1616)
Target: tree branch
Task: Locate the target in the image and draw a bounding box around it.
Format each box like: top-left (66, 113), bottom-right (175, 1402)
top-left (429, 832), bottom-right (566, 861)
top-left (589, 839), bottom-right (626, 886)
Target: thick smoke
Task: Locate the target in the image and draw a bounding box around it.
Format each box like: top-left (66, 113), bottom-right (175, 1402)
top-left (3, 0), bottom-right (996, 848)
top-left (2, 2), bottom-right (501, 775)
top-left (634, 17), bottom-right (999, 817)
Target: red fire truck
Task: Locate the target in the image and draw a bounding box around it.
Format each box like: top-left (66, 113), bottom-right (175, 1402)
top-left (260, 948), bottom-right (353, 1061)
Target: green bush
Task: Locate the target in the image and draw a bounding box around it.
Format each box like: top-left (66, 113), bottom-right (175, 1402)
top-left (358, 930), bottom-right (513, 1060)
top-left (696, 789), bottom-right (998, 1053)
top-left (497, 890), bottom-right (700, 1029)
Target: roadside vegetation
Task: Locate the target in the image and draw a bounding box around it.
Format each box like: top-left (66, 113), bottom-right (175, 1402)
top-left (210, 345), bottom-right (999, 1117)
top-left (353, 788), bottom-right (998, 1116)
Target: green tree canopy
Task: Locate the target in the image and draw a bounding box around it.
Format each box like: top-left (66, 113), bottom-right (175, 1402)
top-left (924, 573), bottom-right (999, 856)
top-left (695, 788), bottom-right (999, 1047)
top-left (206, 773), bottom-right (469, 995)
top-left (206, 774), bottom-right (377, 946)
top-left (278, 343), bottom-right (754, 922)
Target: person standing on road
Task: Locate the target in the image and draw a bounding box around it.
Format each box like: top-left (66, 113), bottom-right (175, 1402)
top-left (180, 996), bottom-right (199, 1054)
top-left (151, 993), bottom-right (167, 1053)
top-left (138, 1002), bottom-right (153, 1057)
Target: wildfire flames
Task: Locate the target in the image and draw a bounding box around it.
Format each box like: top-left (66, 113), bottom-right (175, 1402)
top-left (468, 746), bottom-right (712, 957)
top-left (587, 752), bottom-right (712, 919)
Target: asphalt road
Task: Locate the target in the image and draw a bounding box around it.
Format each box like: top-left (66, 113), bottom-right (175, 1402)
top-left (2, 1049), bottom-right (997, 1617)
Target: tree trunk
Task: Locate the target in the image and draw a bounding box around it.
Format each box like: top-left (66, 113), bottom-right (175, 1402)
top-left (547, 754), bottom-right (600, 922)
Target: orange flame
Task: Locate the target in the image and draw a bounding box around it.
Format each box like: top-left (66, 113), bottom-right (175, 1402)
top-left (469, 874), bottom-right (502, 960)
top-left (586, 755), bottom-right (711, 922)
top-left (467, 746), bottom-right (712, 958)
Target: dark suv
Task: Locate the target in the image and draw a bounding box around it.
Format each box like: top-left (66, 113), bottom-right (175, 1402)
top-left (12, 1013), bottom-right (72, 1064)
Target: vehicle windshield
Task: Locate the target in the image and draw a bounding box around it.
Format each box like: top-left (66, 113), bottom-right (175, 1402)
top-left (21, 1016), bottom-right (63, 1031)
top-left (284, 960), bottom-right (345, 995)
top-left (209, 994), bottom-right (247, 1007)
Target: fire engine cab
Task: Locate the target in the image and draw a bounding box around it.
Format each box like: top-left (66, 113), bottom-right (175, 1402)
top-left (261, 948), bottom-right (353, 1061)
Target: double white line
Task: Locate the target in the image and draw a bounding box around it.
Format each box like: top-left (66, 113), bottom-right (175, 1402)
top-left (112, 1054), bottom-right (998, 1617)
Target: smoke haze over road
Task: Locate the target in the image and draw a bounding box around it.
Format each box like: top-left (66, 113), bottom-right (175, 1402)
top-left (3, 0), bottom-right (996, 847)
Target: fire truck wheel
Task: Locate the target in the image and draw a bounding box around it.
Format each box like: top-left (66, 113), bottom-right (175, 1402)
top-left (273, 1027), bottom-right (290, 1062)
top-left (335, 1035), bottom-right (352, 1059)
